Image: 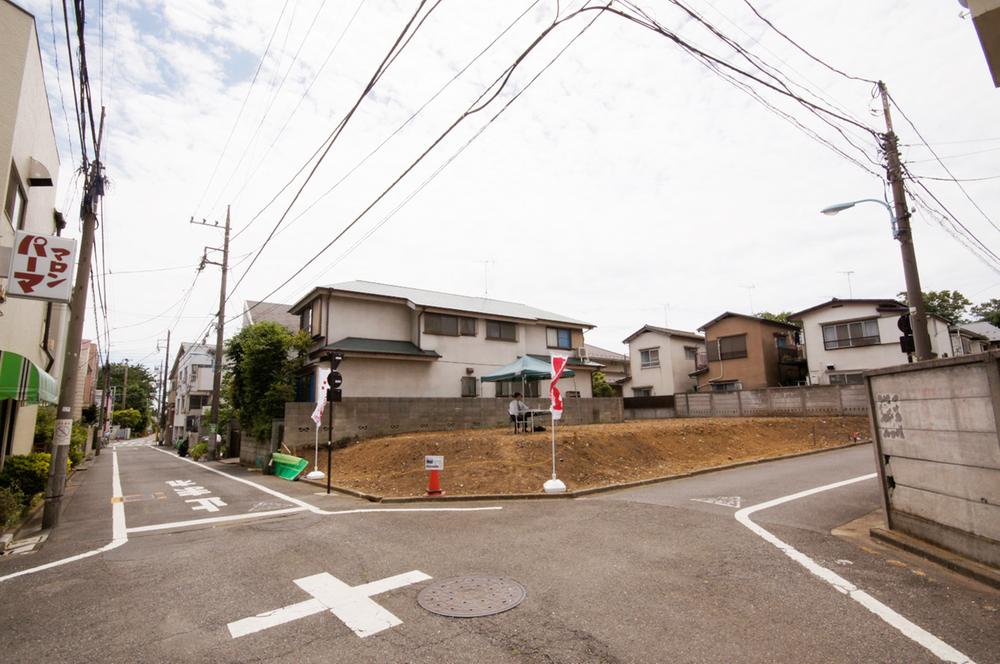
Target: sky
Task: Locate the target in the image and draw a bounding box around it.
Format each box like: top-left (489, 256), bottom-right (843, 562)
top-left (20, 0), bottom-right (1000, 371)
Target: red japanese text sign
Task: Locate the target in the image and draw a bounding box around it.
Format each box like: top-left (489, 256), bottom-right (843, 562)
top-left (6, 231), bottom-right (77, 303)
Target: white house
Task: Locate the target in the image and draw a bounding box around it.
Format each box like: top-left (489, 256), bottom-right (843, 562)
top-left (622, 325), bottom-right (705, 396)
top-left (790, 298), bottom-right (952, 385)
top-left (168, 343), bottom-right (215, 443)
top-left (284, 281), bottom-right (601, 400)
top-left (0, 0), bottom-right (68, 462)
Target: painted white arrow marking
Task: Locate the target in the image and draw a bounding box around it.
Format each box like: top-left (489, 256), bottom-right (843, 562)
top-left (227, 570), bottom-right (431, 639)
top-left (690, 496), bottom-right (742, 508)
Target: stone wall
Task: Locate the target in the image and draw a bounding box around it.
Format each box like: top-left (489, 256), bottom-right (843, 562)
top-left (674, 385), bottom-right (868, 418)
top-left (281, 397), bottom-right (624, 450)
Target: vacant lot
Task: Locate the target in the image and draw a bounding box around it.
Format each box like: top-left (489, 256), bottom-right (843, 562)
top-left (292, 416), bottom-right (870, 498)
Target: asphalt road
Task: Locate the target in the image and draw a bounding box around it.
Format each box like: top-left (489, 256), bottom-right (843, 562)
top-left (0, 437), bottom-right (997, 663)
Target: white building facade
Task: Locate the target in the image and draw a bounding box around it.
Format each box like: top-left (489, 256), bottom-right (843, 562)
top-left (168, 343), bottom-right (214, 443)
top-left (792, 299), bottom-right (952, 386)
top-left (286, 281), bottom-right (600, 401)
top-left (622, 325), bottom-right (705, 397)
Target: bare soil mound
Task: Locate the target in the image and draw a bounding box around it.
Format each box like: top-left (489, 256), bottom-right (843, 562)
top-left (292, 416), bottom-right (869, 498)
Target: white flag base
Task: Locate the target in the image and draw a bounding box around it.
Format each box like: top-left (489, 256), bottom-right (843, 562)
top-left (543, 478), bottom-right (566, 493)
top-left (305, 470), bottom-right (326, 481)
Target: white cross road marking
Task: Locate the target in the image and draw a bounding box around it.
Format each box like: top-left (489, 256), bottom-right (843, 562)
top-left (175, 486), bottom-right (212, 497)
top-left (185, 497), bottom-right (227, 512)
top-left (690, 496), bottom-right (742, 508)
top-left (166, 480), bottom-right (196, 487)
top-left (227, 570), bottom-right (431, 639)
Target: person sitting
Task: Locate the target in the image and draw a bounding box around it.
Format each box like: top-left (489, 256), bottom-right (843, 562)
top-left (508, 392), bottom-right (528, 432)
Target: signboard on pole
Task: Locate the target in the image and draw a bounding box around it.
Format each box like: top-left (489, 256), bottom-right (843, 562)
top-left (549, 355), bottom-right (568, 420)
top-left (424, 455), bottom-right (444, 470)
top-left (6, 231), bottom-right (77, 302)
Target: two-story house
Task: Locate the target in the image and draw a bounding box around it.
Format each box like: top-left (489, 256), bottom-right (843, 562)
top-left (790, 298), bottom-right (952, 385)
top-left (694, 313), bottom-right (804, 391)
top-left (286, 281), bottom-right (599, 400)
top-left (584, 343), bottom-right (629, 394)
top-left (168, 342), bottom-right (215, 443)
top-left (0, 0), bottom-right (68, 464)
top-left (622, 325), bottom-right (704, 397)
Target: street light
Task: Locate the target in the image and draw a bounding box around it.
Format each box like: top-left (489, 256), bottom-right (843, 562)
top-left (820, 197), bottom-right (933, 361)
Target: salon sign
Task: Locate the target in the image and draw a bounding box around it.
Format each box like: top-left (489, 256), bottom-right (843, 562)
top-left (6, 231), bottom-right (77, 303)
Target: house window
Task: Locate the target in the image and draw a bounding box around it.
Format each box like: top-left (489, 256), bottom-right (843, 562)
top-left (424, 313), bottom-right (459, 336)
top-left (546, 327), bottom-right (573, 350)
top-left (486, 320), bottom-right (516, 341)
top-left (829, 372), bottom-right (864, 385)
top-left (188, 395), bottom-right (207, 410)
top-left (822, 319), bottom-right (880, 350)
top-left (639, 348), bottom-right (659, 369)
top-left (496, 380), bottom-right (538, 397)
top-left (300, 307), bottom-right (313, 335)
top-left (633, 387), bottom-right (653, 397)
top-left (4, 162), bottom-right (26, 230)
top-left (459, 317), bottom-right (477, 336)
top-left (684, 346), bottom-right (698, 360)
top-left (710, 380), bottom-right (742, 392)
top-left (707, 335), bottom-right (748, 361)
top-left (461, 376), bottom-right (477, 397)
top-left (565, 390), bottom-right (581, 398)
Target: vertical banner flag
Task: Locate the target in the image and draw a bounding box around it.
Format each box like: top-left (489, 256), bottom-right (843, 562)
top-left (310, 374), bottom-right (329, 425)
top-left (550, 355), bottom-right (568, 420)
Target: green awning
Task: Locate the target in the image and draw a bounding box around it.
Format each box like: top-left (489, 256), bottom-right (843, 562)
top-left (481, 355), bottom-right (575, 382)
top-left (0, 351), bottom-right (59, 404)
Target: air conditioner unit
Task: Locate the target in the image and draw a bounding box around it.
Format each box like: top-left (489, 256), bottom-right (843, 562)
top-left (577, 347), bottom-right (589, 361)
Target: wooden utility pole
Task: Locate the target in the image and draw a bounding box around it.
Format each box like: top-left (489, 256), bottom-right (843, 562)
top-left (43, 109), bottom-right (106, 528)
top-left (191, 206), bottom-right (230, 458)
top-left (878, 81), bottom-right (932, 361)
top-left (121, 362), bottom-right (129, 410)
top-left (158, 330), bottom-right (171, 445)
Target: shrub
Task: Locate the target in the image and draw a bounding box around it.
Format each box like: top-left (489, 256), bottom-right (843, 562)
top-left (33, 406), bottom-right (56, 451)
top-left (189, 442), bottom-right (208, 460)
top-left (0, 453), bottom-right (52, 501)
top-left (0, 486), bottom-right (24, 528)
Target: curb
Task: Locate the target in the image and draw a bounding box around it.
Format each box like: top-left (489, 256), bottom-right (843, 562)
top-left (870, 527), bottom-right (1000, 591)
top-left (300, 439), bottom-right (871, 504)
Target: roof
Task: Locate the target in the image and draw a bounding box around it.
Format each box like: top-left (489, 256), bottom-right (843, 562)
top-left (623, 324), bottom-right (705, 344)
top-left (584, 343), bottom-right (627, 362)
top-left (961, 321), bottom-right (1000, 341)
top-left (697, 312), bottom-right (800, 332)
top-left (290, 280), bottom-right (592, 327)
top-left (244, 300), bottom-right (299, 333)
top-left (322, 337), bottom-right (441, 359)
top-left (788, 298), bottom-right (907, 320)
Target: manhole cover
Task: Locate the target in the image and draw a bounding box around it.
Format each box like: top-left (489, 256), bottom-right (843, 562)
top-left (417, 576), bottom-right (526, 618)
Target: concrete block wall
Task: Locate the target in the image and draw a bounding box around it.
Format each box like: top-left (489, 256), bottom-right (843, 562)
top-left (867, 351), bottom-right (1000, 568)
top-left (280, 397), bottom-right (625, 450)
top-left (674, 385), bottom-right (868, 418)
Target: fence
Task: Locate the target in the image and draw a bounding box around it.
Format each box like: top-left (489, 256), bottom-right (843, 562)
top-left (623, 395), bottom-right (676, 420)
top-left (673, 385), bottom-right (868, 418)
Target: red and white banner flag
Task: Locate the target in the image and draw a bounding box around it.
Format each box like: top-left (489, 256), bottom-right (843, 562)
top-left (310, 373), bottom-right (329, 425)
top-left (550, 355), bottom-right (568, 420)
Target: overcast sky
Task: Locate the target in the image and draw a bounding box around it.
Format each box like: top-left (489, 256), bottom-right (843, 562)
top-left (21, 0), bottom-right (1000, 369)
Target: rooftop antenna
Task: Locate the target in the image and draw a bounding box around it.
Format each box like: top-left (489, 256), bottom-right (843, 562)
top-left (838, 270), bottom-right (855, 298)
top-left (477, 259), bottom-right (495, 297)
top-left (740, 284), bottom-right (756, 314)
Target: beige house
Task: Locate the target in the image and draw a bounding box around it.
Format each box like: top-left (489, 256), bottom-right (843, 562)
top-left (0, 0), bottom-right (67, 462)
top-left (286, 281), bottom-right (600, 400)
top-left (790, 298), bottom-right (952, 386)
top-left (622, 325), bottom-right (704, 397)
top-left (584, 343), bottom-right (629, 394)
top-left (70, 339), bottom-right (98, 420)
top-left (694, 313), bottom-right (804, 391)
top-left (167, 343), bottom-right (215, 443)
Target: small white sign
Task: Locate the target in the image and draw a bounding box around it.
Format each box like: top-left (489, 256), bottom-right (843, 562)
top-left (6, 231), bottom-right (77, 302)
top-left (424, 455), bottom-right (444, 470)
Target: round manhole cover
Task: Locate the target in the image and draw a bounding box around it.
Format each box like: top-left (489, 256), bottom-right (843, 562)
top-left (417, 576), bottom-right (526, 618)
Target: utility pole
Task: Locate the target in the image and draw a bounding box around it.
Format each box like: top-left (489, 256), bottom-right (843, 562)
top-left (878, 81), bottom-right (932, 361)
top-left (121, 361), bottom-right (129, 410)
top-left (96, 361), bottom-right (111, 455)
top-left (43, 108), bottom-right (106, 529)
top-left (158, 331), bottom-right (171, 445)
top-left (191, 205), bottom-right (230, 458)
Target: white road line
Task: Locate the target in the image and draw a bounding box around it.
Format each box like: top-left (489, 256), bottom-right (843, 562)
top-left (127, 507), bottom-right (309, 533)
top-left (735, 474), bottom-right (975, 664)
top-left (0, 449), bottom-right (128, 583)
top-left (150, 446), bottom-right (503, 518)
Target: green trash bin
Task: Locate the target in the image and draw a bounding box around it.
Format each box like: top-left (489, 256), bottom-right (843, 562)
top-left (271, 452), bottom-right (309, 480)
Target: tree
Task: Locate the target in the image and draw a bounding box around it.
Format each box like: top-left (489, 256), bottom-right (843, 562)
top-left (756, 311), bottom-right (798, 326)
top-left (970, 298), bottom-right (1000, 327)
top-left (592, 371), bottom-right (615, 397)
top-left (897, 290), bottom-right (971, 323)
top-left (112, 408), bottom-right (144, 431)
top-left (98, 361), bottom-right (157, 425)
top-left (225, 322), bottom-right (310, 443)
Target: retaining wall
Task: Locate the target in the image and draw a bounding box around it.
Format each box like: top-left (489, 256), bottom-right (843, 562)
top-left (673, 385), bottom-right (868, 418)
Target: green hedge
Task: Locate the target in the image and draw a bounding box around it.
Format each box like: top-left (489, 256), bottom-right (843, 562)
top-left (0, 453), bottom-right (71, 506)
top-left (0, 487), bottom-right (24, 528)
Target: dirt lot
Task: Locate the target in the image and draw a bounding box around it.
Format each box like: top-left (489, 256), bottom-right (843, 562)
top-left (292, 416), bottom-right (870, 497)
